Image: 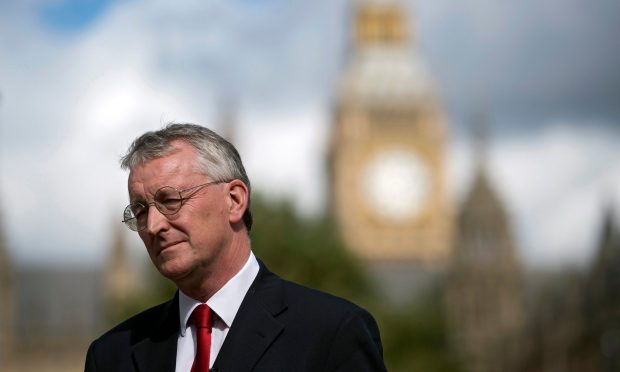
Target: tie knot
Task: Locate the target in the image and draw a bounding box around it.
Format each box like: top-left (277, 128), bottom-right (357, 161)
top-left (191, 304), bottom-right (213, 329)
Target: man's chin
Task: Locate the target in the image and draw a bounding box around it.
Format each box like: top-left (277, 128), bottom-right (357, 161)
top-left (156, 259), bottom-right (193, 283)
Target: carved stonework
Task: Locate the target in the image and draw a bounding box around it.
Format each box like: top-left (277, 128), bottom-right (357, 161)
top-left (330, 0), bottom-right (452, 263)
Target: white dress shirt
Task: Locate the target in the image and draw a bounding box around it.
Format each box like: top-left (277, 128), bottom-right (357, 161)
top-left (175, 252), bottom-right (260, 371)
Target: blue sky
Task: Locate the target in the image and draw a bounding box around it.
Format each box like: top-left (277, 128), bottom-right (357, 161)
top-left (38, 0), bottom-right (114, 32)
top-left (1, 0), bottom-right (619, 269)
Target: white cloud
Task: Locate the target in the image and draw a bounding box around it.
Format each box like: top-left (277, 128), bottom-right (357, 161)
top-left (237, 106), bottom-right (329, 216)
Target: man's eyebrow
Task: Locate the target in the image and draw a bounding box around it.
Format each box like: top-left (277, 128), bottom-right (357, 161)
top-left (128, 191), bottom-right (146, 202)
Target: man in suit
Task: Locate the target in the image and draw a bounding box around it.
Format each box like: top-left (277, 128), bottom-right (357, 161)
top-left (85, 123), bottom-right (387, 371)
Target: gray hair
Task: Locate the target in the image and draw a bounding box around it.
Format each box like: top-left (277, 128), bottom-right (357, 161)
top-left (120, 123), bottom-right (253, 231)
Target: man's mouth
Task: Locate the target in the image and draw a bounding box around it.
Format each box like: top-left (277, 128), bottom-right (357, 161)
top-left (158, 241), bottom-right (184, 252)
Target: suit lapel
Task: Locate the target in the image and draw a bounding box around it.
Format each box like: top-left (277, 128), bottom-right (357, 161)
top-left (132, 293), bottom-right (180, 372)
top-left (213, 263), bottom-right (287, 371)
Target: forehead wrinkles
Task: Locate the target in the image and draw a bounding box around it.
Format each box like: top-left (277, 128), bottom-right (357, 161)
top-left (127, 168), bottom-right (149, 202)
top-left (127, 150), bottom-right (202, 200)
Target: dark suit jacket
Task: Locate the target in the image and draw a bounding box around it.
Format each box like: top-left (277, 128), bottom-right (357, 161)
top-left (85, 262), bottom-right (387, 371)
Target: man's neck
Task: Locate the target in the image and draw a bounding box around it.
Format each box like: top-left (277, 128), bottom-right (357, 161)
top-left (177, 236), bottom-right (251, 302)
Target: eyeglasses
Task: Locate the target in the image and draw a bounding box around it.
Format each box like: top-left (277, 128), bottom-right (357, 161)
top-left (122, 181), bottom-right (227, 231)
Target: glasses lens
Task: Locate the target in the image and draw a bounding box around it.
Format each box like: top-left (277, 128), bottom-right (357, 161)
top-left (123, 203), bottom-right (146, 231)
top-left (154, 186), bottom-right (183, 215)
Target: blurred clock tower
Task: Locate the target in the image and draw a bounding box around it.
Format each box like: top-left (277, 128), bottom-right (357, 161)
top-left (329, 0), bottom-right (452, 270)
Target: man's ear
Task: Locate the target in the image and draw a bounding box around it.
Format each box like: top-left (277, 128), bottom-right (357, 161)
top-left (227, 179), bottom-right (249, 225)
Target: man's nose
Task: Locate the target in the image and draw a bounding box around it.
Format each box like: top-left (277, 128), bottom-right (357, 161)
top-left (145, 204), bottom-right (170, 234)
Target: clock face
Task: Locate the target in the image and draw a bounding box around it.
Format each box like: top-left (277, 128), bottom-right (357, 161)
top-left (362, 148), bottom-right (430, 222)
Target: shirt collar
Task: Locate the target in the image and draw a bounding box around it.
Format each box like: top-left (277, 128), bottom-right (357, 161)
top-left (178, 251), bottom-right (259, 336)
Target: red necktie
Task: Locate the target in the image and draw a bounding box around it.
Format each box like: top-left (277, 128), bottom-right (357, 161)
top-left (191, 304), bottom-right (213, 372)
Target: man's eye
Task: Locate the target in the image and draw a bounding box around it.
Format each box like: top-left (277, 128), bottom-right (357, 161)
top-left (157, 198), bottom-right (182, 213)
top-left (134, 209), bottom-right (147, 218)
top-left (160, 197), bottom-right (181, 206)
top-left (130, 203), bottom-right (147, 216)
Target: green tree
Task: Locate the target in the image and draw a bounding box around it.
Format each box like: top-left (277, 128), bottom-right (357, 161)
top-left (377, 285), bottom-right (462, 372)
top-left (250, 195), bottom-right (373, 303)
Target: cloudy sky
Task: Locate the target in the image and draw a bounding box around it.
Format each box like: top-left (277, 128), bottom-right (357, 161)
top-left (1, 0), bottom-right (619, 269)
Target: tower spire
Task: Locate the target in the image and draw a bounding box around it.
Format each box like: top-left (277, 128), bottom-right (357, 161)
top-left (104, 220), bottom-right (139, 323)
top-left (472, 110), bottom-right (490, 173)
top-left (0, 206), bottom-right (15, 368)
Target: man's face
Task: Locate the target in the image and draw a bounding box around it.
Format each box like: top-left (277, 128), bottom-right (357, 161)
top-left (127, 141), bottom-right (233, 283)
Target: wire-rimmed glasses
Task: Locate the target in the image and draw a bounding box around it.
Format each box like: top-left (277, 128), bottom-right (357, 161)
top-left (122, 180), bottom-right (227, 231)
